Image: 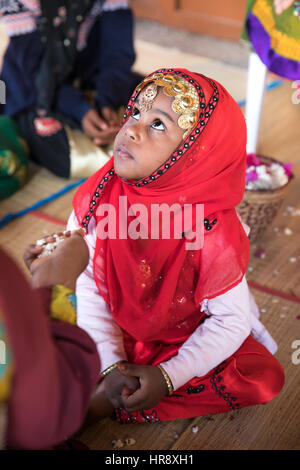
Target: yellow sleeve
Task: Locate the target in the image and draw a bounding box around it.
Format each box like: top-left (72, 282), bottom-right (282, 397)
top-left (50, 285), bottom-right (77, 326)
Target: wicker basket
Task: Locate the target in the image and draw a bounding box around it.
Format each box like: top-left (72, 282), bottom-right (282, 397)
top-left (237, 155), bottom-right (294, 242)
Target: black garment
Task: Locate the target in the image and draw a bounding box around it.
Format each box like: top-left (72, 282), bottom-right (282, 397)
top-left (1, 6), bottom-right (138, 124)
top-left (36, 0), bottom-right (101, 115)
top-left (16, 109), bottom-right (71, 178)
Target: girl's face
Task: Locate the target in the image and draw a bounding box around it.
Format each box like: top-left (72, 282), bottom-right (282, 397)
top-left (113, 87), bottom-right (185, 180)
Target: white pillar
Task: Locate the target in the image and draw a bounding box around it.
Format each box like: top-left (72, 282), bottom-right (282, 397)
top-left (245, 52), bottom-right (267, 154)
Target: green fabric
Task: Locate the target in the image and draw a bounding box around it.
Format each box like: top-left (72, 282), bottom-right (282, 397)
top-left (241, 0), bottom-right (257, 44)
top-left (241, 0), bottom-right (300, 44)
top-left (267, 0), bottom-right (300, 39)
top-left (0, 116), bottom-right (29, 200)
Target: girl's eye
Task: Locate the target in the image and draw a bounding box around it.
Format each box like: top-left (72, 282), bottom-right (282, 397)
top-left (131, 108), bottom-right (140, 120)
top-left (152, 119), bottom-right (165, 131)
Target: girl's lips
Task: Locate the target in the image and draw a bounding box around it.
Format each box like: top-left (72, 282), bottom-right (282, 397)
top-left (117, 145), bottom-right (134, 160)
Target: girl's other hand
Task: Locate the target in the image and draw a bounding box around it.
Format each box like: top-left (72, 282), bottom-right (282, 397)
top-left (274, 0), bottom-right (294, 14)
top-left (118, 363), bottom-right (169, 412)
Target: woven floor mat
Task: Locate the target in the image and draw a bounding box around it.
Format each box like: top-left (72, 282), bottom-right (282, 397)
top-left (245, 190), bottom-right (300, 299)
top-left (0, 166), bottom-right (76, 220)
top-left (33, 186), bottom-right (76, 224)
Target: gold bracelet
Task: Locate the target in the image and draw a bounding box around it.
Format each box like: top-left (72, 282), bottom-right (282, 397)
top-left (101, 361), bottom-right (124, 377)
top-left (157, 365), bottom-right (174, 396)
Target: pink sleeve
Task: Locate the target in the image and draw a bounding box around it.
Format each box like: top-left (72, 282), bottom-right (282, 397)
top-left (160, 277), bottom-right (252, 391)
top-left (160, 276), bottom-right (278, 391)
top-left (67, 212), bottom-right (127, 373)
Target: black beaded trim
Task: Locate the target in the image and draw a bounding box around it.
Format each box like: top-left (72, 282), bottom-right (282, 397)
top-left (186, 384), bottom-right (205, 394)
top-left (81, 168), bottom-right (115, 230)
top-left (114, 407), bottom-right (160, 424)
top-left (122, 68), bottom-right (220, 187)
top-left (204, 217), bottom-right (217, 231)
top-left (210, 362), bottom-right (240, 411)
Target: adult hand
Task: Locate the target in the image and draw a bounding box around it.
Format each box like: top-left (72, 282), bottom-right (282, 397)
top-left (104, 366), bottom-right (140, 408)
top-left (117, 363), bottom-right (169, 412)
top-left (101, 106), bottom-right (119, 127)
top-left (274, 0), bottom-right (294, 14)
top-left (24, 229), bottom-right (89, 290)
top-left (82, 108), bottom-right (108, 138)
top-left (82, 108), bottom-right (119, 146)
top-left (93, 107), bottom-right (120, 146)
top-left (24, 232), bottom-right (71, 275)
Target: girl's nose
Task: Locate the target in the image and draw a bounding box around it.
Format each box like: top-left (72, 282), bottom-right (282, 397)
top-left (125, 122), bottom-right (141, 142)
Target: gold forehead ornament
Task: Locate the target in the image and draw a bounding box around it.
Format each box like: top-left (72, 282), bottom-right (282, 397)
top-left (136, 73), bottom-right (200, 140)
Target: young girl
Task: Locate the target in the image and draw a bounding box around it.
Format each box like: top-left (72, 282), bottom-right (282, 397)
top-left (67, 68), bottom-right (285, 424)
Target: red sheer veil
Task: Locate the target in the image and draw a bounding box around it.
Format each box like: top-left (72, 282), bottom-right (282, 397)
top-left (73, 68), bottom-right (249, 342)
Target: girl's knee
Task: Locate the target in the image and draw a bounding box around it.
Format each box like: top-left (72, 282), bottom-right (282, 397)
top-left (236, 353), bottom-right (285, 405)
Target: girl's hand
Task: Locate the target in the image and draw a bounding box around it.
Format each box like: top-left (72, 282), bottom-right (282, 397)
top-left (104, 367), bottom-right (140, 408)
top-left (274, 0), bottom-right (294, 14)
top-left (118, 363), bottom-right (169, 412)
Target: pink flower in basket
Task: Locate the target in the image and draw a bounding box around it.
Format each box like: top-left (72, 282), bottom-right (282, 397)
top-left (245, 169), bottom-right (258, 184)
top-left (246, 153), bottom-right (261, 167)
top-left (283, 162), bottom-right (294, 177)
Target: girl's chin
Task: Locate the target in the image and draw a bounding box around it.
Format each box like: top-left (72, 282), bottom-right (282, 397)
top-left (113, 158), bottom-right (144, 181)
top-left (114, 164), bottom-right (140, 181)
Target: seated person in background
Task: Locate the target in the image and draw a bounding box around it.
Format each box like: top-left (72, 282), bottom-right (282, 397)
top-left (0, 0), bottom-right (141, 178)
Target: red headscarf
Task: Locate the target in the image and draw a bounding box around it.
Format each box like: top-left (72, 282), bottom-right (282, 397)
top-left (73, 68), bottom-right (249, 344)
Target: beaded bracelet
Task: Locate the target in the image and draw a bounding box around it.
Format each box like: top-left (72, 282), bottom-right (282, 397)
top-left (101, 361), bottom-right (125, 377)
top-left (157, 365), bottom-right (174, 396)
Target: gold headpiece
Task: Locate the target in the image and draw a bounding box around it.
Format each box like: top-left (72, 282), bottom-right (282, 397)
top-left (136, 73), bottom-right (200, 140)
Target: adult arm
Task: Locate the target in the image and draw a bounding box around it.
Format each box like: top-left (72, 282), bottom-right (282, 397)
top-left (95, 4), bottom-right (136, 110)
top-left (0, 246), bottom-right (100, 449)
top-left (67, 211), bottom-right (127, 373)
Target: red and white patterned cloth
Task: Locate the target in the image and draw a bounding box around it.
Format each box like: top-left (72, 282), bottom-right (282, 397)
top-left (0, 0), bottom-right (40, 36)
top-left (33, 117), bottom-right (63, 137)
